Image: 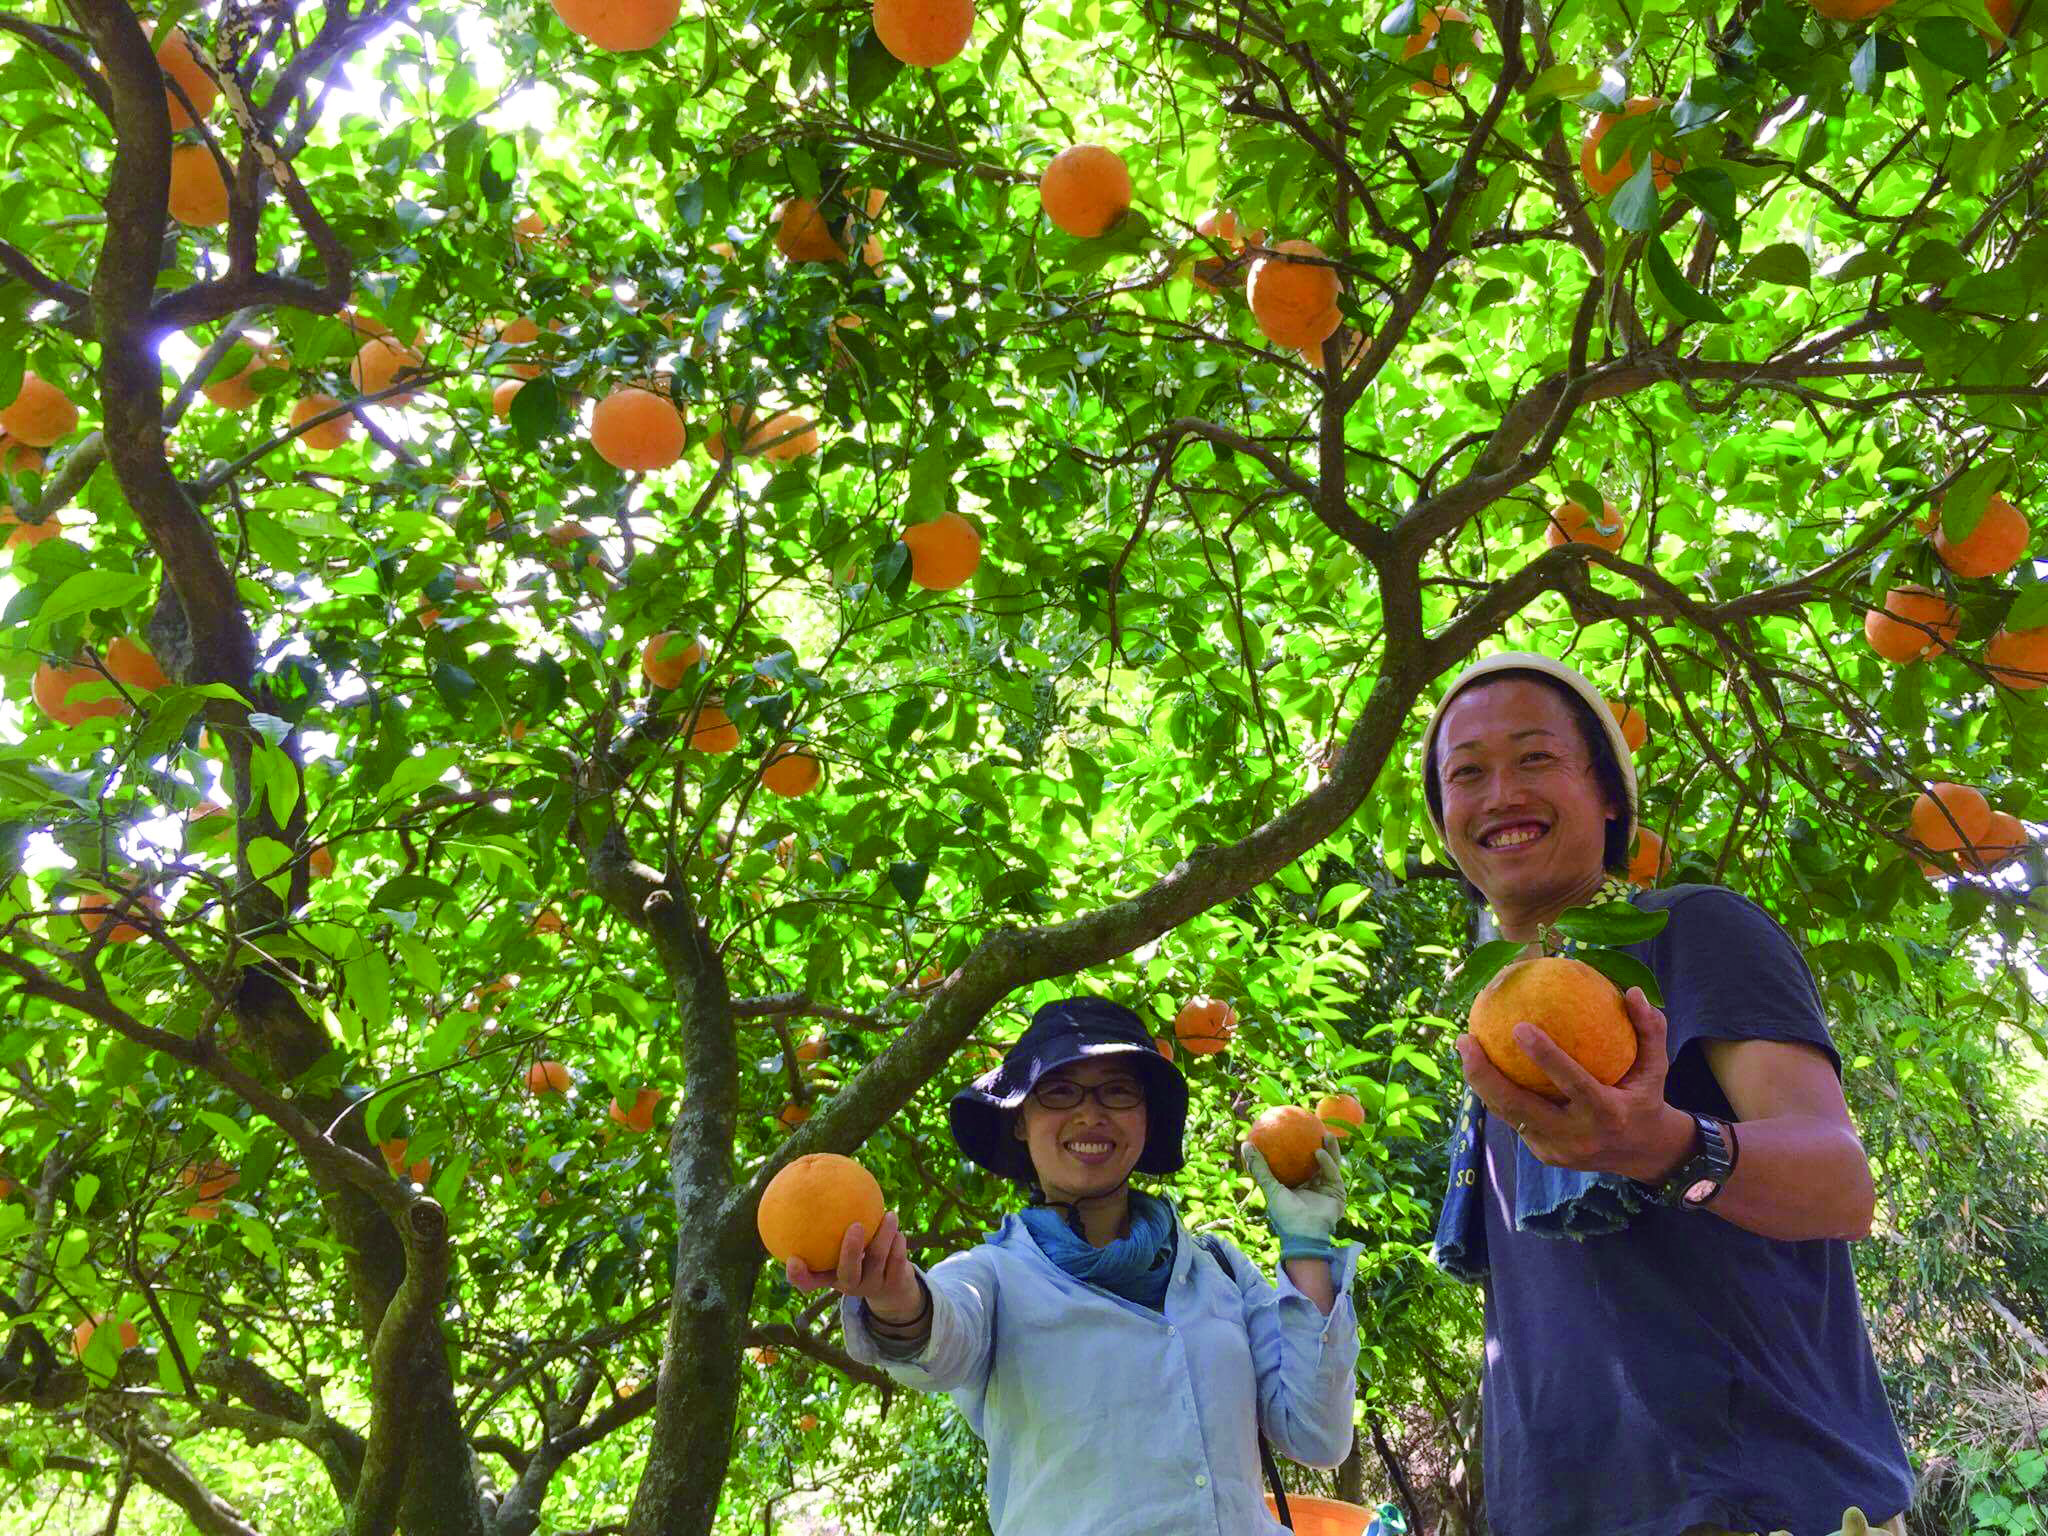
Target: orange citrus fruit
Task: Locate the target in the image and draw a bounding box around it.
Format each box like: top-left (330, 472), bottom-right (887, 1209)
top-left (1468, 954), bottom-right (1635, 1100)
top-left (873, 0), bottom-right (974, 65)
top-left (1039, 145), bottom-right (1133, 238)
top-left (1864, 585), bottom-right (1958, 664)
top-left (756, 1152), bottom-right (887, 1272)
top-left (168, 144), bottom-right (230, 226)
top-left (1580, 98), bottom-right (1680, 198)
top-left (1909, 782), bottom-right (1991, 853)
top-left (591, 386), bottom-right (687, 470)
top-left (1247, 240), bottom-right (1342, 351)
top-left (0, 372), bottom-right (79, 447)
top-left (902, 511), bottom-right (982, 590)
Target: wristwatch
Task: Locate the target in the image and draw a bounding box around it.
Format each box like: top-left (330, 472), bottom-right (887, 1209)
top-left (1645, 1112), bottom-right (1738, 1209)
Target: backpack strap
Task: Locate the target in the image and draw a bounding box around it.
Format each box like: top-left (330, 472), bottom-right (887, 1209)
top-left (1196, 1235), bottom-right (1292, 1532)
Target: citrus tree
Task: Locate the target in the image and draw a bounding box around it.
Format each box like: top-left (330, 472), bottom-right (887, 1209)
top-left (1, 0), bottom-right (2044, 1528)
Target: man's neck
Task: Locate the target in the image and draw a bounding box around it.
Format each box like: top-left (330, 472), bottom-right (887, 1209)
top-left (1491, 868), bottom-right (1615, 944)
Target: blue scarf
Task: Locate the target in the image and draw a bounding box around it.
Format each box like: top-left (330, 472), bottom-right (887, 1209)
top-left (1020, 1189), bottom-right (1177, 1310)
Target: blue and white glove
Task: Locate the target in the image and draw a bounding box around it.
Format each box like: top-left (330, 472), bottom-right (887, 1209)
top-left (1240, 1133), bottom-right (1347, 1262)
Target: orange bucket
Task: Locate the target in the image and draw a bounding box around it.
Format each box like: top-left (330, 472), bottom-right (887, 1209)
top-left (1264, 1493), bottom-right (1374, 1536)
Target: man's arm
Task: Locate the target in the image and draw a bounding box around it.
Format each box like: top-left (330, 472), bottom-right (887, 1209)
top-left (1457, 992), bottom-right (1878, 1244)
top-left (1693, 1036), bottom-right (1876, 1242)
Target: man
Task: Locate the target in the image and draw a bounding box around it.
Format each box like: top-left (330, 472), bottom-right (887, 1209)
top-left (1422, 651), bottom-right (1913, 1536)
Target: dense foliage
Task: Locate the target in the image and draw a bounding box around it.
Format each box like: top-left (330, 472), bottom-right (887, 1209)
top-left (2, 0), bottom-right (2045, 1529)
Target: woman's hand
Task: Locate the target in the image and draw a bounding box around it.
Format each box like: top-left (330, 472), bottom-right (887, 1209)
top-left (783, 1209), bottom-right (924, 1324)
top-left (1242, 1133), bottom-right (1348, 1257)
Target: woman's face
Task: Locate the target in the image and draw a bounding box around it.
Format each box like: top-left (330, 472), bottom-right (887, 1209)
top-left (1012, 1058), bottom-right (1149, 1204)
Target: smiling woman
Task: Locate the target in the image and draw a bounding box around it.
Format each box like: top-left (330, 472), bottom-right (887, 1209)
top-left (782, 996), bottom-right (1361, 1536)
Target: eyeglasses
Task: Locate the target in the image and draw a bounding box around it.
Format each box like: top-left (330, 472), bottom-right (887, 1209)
top-left (1030, 1079), bottom-right (1146, 1111)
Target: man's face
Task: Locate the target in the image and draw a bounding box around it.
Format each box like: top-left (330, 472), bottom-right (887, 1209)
top-left (1435, 678), bottom-right (1618, 913)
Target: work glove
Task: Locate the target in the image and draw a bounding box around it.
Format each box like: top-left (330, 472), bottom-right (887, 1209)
top-left (1241, 1133), bottom-right (1347, 1262)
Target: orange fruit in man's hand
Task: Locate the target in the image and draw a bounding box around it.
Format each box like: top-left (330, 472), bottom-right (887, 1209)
top-left (1247, 1105), bottom-right (1327, 1186)
top-left (1467, 955), bottom-right (1635, 1101)
top-left (1246, 240), bottom-right (1342, 351)
top-left (1864, 585), bottom-right (1959, 665)
top-left (1039, 145), bottom-right (1133, 238)
top-left (1173, 996), bottom-right (1238, 1054)
top-left (1580, 97), bottom-right (1680, 199)
top-left (1930, 492), bottom-right (2029, 579)
top-left (756, 1152), bottom-right (887, 1273)
top-left (1909, 782), bottom-right (1991, 854)
top-left (873, 0), bottom-right (974, 66)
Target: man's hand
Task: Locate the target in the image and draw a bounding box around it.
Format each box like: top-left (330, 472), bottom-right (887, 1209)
top-left (783, 1210), bottom-right (924, 1324)
top-left (1454, 985), bottom-right (1694, 1183)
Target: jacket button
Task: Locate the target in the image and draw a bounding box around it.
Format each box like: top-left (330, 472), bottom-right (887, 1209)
top-left (1194, 1475), bottom-right (1208, 1489)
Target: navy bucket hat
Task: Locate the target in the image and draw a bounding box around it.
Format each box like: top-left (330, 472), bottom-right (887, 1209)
top-left (949, 996), bottom-right (1189, 1182)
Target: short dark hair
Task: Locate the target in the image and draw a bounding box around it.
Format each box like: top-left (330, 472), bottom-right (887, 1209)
top-left (1423, 668), bottom-right (1632, 872)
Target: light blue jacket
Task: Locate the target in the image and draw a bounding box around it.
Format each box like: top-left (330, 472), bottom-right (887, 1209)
top-left (840, 1207), bottom-right (1361, 1536)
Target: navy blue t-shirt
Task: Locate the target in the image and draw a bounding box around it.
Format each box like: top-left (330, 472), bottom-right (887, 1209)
top-left (1478, 884), bottom-right (1914, 1536)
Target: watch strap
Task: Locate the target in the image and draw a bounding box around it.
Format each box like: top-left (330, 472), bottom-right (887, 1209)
top-left (1650, 1112), bottom-right (1737, 1209)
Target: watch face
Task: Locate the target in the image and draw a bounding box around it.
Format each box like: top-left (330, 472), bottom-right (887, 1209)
top-left (1682, 1178), bottom-right (1719, 1206)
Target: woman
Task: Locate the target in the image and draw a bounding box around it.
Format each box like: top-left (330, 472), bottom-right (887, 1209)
top-left (786, 996), bottom-right (1359, 1535)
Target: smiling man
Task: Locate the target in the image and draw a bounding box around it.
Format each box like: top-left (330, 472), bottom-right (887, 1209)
top-left (1421, 653), bottom-right (1914, 1536)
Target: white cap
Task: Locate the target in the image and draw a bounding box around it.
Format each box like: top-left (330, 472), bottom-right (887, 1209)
top-left (1419, 651), bottom-right (1638, 850)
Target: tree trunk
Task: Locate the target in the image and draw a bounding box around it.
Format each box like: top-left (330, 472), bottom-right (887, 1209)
top-left (626, 1240), bottom-right (759, 1535)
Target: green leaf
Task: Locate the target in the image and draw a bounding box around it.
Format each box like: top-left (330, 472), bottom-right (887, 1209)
top-left (1644, 235), bottom-right (1729, 323)
top-left (1740, 242), bottom-right (1812, 288)
top-left (32, 569), bottom-right (151, 637)
top-left (1527, 64), bottom-right (1600, 103)
top-left (887, 860), bottom-right (929, 908)
top-left (1574, 947), bottom-right (1664, 1008)
top-left (73, 1173), bottom-right (99, 1214)
top-left (1444, 939), bottom-right (1527, 1017)
top-left (1670, 168), bottom-right (1737, 239)
top-left (2005, 582), bottom-right (2048, 630)
top-left (1609, 160), bottom-right (1660, 233)
top-left (847, 28), bottom-right (904, 116)
top-left (1940, 461), bottom-right (2007, 545)
top-left (1915, 18), bottom-right (1992, 83)
top-left (1549, 900), bottom-right (1671, 945)
top-left (510, 374), bottom-right (560, 448)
